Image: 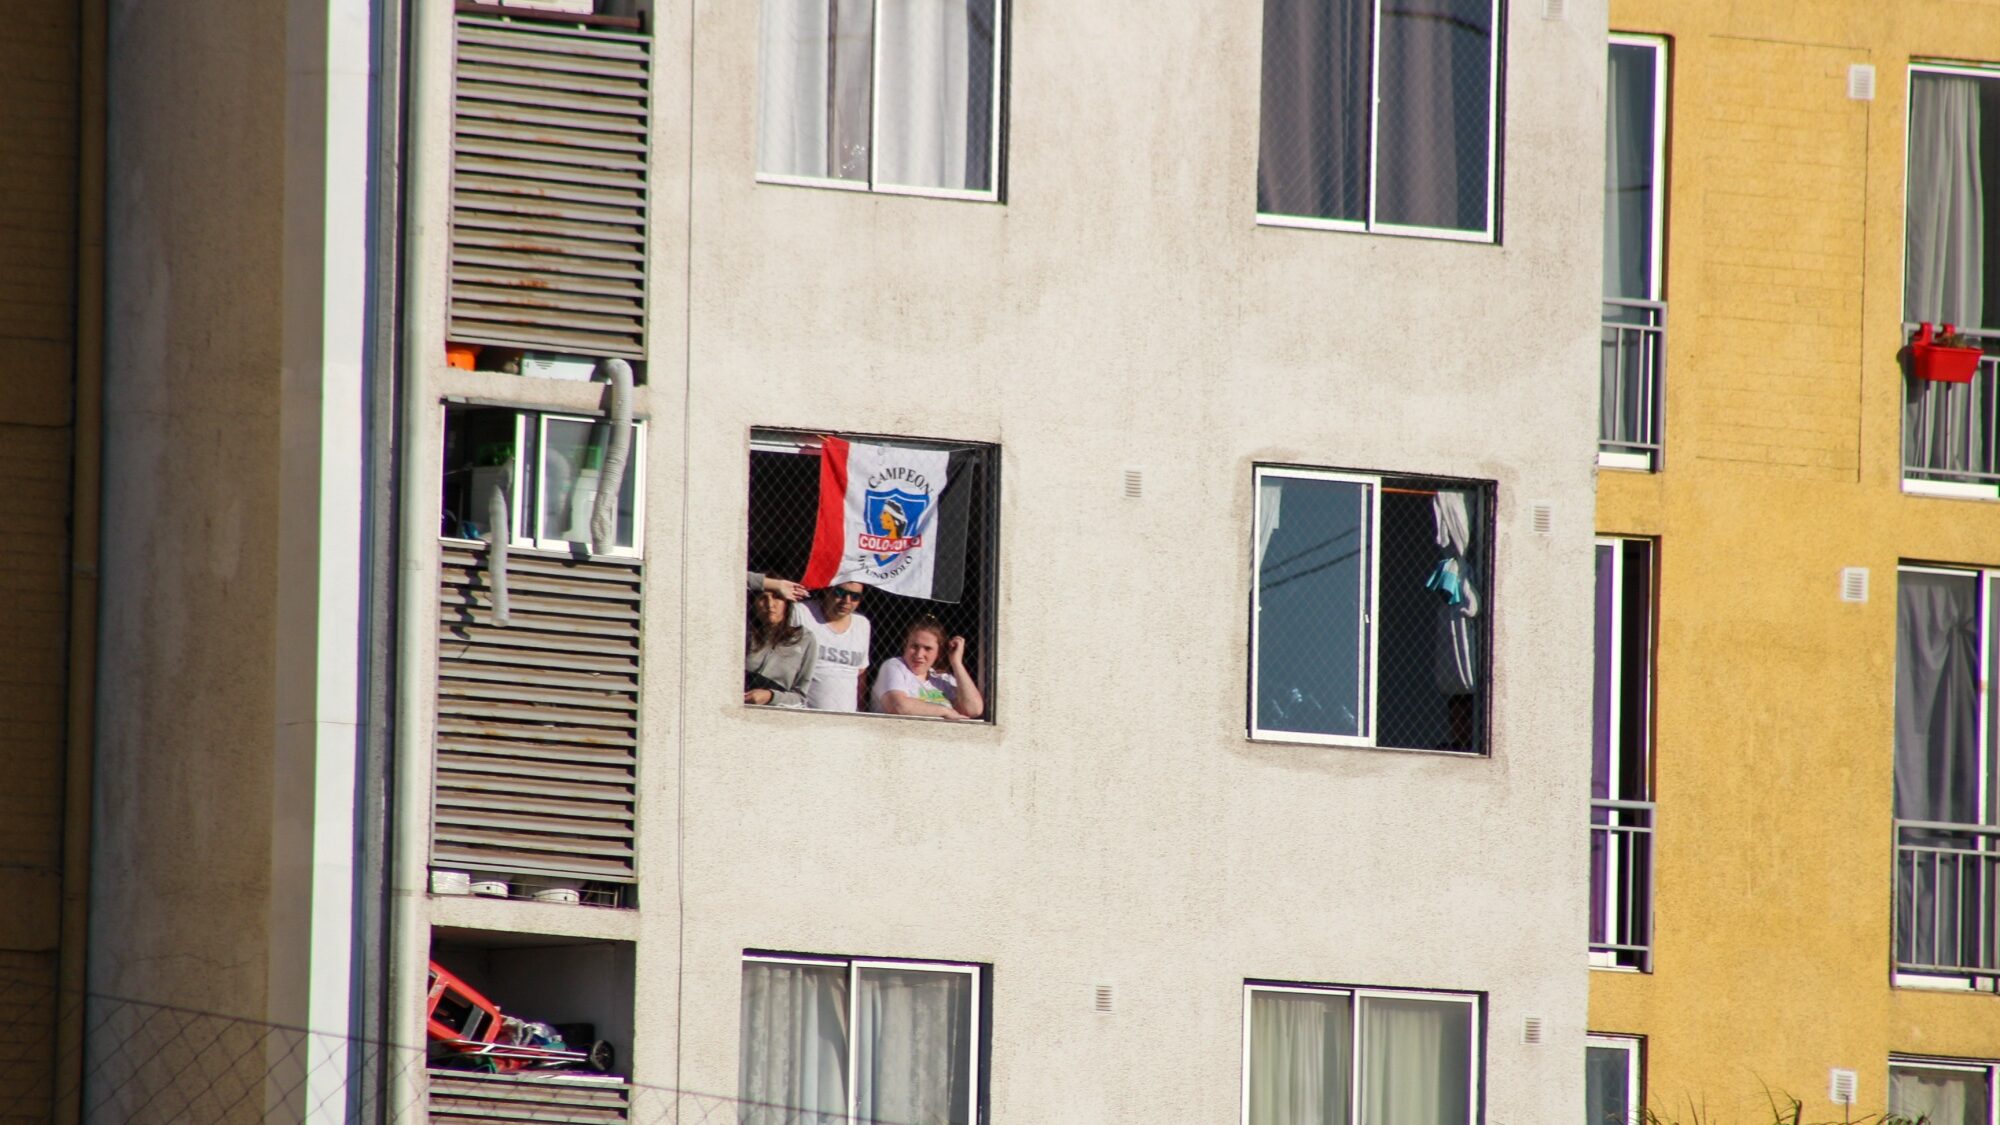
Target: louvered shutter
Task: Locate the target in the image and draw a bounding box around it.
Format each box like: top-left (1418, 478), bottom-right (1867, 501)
top-left (449, 14), bottom-right (651, 360)
top-left (432, 544), bottom-right (641, 886)
top-left (429, 1071), bottom-right (631, 1124)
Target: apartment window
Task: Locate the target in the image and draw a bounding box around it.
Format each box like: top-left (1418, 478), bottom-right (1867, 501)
top-left (1242, 983), bottom-right (1478, 1125)
top-left (1893, 564), bottom-right (2000, 984)
top-left (441, 404), bottom-right (646, 558)
top-left (746, 430), bottom-right (998, 719)
top-left (1600, 36), bottom-right (1668, 470)
top-left (1890, 1058), bottom-right (1999, 1124)
top-left (1586, 1035), bottom-right (1642, 1125)
top-left (1903, 64), bottom-right (2000, 496)
top-left (1256, 0), bottom-right (1500, 239)
top-left (1591, 538), bottom-right (1654, 970)
top-left (1250, 467), bottom-right (1491, 752)
top-left (756, 0), bottom-right (1005, 200)
top-left (740, 954), bottom-right (984, 1125)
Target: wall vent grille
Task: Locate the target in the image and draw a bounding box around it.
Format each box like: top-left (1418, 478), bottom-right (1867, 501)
top-left (1840, 567), bottom-right (1870, 603)
top-left (448, 15), bottom-right (652, 361)
top-left (1830, 1069), bottom-right (1858, 1106)
top-left (429, 1071), bottom-right (632, 1123)
top-left (1123, 469), bottom-right (1143, 499)
top-left (431, 542), bottom-right (642, 886)
top-left (1848, 64), bottom-right (1876, 101)
top-left (1093, 985), bottom-right (1114, 1013)
top-left (1522, 1017), bottom-right (1543, 1044)
top-left (1542, 0), bottom-right (1566, 18)
top-left (1531, 502), bottom-right (1555, 536)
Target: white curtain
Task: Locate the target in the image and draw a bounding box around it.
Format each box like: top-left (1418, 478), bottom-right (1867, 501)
top-left (1429, 491), bottom-right (1480, 695)
top-left (757, 0), bottom-right (874, 181)
top-left (875, 0), bottom-right (995, 191)
top-left (1358, 996), bottom-right (1471, 1125)
top-left (1256, 477), bottom-right (1286, 567)
top-left (1247, 991), bottom-right (1351, 1125)
top-left (739, 962), bottom-right (850, 1125)
top-left (1603, 44), bottom-right (1656, 302)
top-left (854, 967), bottom-right (973, 1125)
top-left (1904, 74), bottom-right (1987, 475)
top-left (1889, 1066), bottom-right (1989, 1125)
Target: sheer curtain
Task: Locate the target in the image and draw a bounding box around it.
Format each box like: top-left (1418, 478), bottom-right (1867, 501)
top-left (740, 962), bottom-right (851, 1125)
top-left (1584, 1045), bottom-right (1631, 1125)
top-left (1889, 1066), bottom-right (1989, 1125)
top-left (1603, 44), bottom-right (1658, 303)
top-left (1893, 571), bottom-right (1985, 967)
top-left (853, 967), bottom-right (972, 1125)
top-left (1358, 996), bottom-right (1471, 1125)
top-left (757, 0), bottom-right (874, 182)
top-left (1375, 0), bottom-right (1493, 231)
top-left (1247, 990), bottom-right (1352, 1125)
top-left (1904, 73), bottom-right (1987, 475)
top-left (875, 0), bottom-right (997, 192)
top-left (1256, 0), bottom-right (1371, 222)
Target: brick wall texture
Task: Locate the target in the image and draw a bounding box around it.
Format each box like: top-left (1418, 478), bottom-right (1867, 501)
top-left (0, 1), bottom-right (79, 1121)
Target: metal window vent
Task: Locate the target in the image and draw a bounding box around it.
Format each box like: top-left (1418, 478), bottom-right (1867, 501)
top-left (1531, 502), bottom-right (1555, 536)
top-left (1522, 1017), bottom-right (1543, 1044)
top-left (1848, 64), bottom-right (1876, 101)
top-left (431, 543), bottom-right (643, 888)
top-left (1093, 985), bottom-right (1115, 1013)
top-left (1542, 0), bottom-right (1566, 19)
top-left (1830, 1068), bottom-right (1858, 1106)
top-left (1840, 567), bottom-right (1870, 603)
top-left (429, 1072), bottom-right (633, 1123)
top-left (1123, 469), bottom-right (1143, 499)
top-left (447, 14), bottom-right (652, 361)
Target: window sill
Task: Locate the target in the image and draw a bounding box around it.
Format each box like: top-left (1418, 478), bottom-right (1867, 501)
top-left (1255, 212), bottom-right (1496, 244)
top-left (1245, 733), bottom-right (1488, 759)
top-left (1902, 477), bottom-right (2000, 501)
top-left (739, 703), bottom-right (995, 729)
top-left (755, 173), bottom-right (1001, 205)
top-left (1893, 971), bottom-right (1997, 993)
top-left (1597, 451), bottom-right (1657, 473)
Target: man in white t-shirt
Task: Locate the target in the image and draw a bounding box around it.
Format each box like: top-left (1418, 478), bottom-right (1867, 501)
top-left (795, 582), bottom-right (872, 711)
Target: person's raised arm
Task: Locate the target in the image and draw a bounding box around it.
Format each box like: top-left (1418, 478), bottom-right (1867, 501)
top-left (943, 635), bottom-right (984, 720)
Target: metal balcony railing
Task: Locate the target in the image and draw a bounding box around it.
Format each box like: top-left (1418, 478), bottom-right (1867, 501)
top-left (1895, 818), bottom-right (2000, 977)
top-left (1904, 324), bottom-right (2000, 488)
top-left (1590, 798), bottom-right (1655, 971)
top-left (1600, 299), bottom-right (1665, 468)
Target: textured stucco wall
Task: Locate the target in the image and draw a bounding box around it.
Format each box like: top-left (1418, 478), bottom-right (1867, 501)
top-left (94, 0), bottom-right (284, 1019)
top-left (1591, 1), bottom-right (2000, 1119)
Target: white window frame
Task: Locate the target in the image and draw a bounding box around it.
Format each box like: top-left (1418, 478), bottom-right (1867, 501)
top-left (1591, 537), bottom-right (1653, 970)
top-left (1238, 982), bottom-right (1481, 1125)
top-left (741, 952), bottom-right (983, 1125)
top-left (1586, 1034), bottom-right (1643, 1125)
top-left (1598, 35), bottom-right (1670, 472)
top-left (1249, 465), bottom-right (1382, 747)
top-left (1255, 0), bottom-right (1502, 242)
top-left (438, 406), bottom-right (647, 560)
top-left (1889, 1056), bottom-right (2000, 1124)
top-left (754, 0), bottom-right (1007, 203)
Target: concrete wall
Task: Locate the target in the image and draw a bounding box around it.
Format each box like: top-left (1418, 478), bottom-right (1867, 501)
top-left (1590, 0), bottom-right (2000, 1119)
top-left (0, 1), bottom-right (82, 1118)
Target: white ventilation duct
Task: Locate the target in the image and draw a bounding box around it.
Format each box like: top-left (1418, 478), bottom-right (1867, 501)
top-left (591, 358), bottom-right (634, 555)
top-left (487, 485), bottom-right (511, 627)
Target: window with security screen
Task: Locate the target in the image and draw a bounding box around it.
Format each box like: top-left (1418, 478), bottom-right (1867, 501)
top-left (1257, 0), bottom-right (1501, 239)
top-left (1251, 467), bottom-right (1492, 752)
top-left (746, 430), bottom-right (998, 721)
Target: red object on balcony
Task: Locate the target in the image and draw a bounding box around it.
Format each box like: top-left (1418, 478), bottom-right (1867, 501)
top-left (1911, 322), bottom-right (1984, 384)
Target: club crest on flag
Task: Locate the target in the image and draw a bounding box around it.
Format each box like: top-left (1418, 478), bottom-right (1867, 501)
top-left (861, 487), bottom-right (929, 567)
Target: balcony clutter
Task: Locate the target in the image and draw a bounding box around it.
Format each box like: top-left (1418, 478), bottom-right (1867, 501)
top-left (1911, 322), bottom-right (1984, 384)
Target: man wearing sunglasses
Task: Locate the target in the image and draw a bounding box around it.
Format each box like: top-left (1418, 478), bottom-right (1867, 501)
top-left (796, 581), bottom-right (872, 711)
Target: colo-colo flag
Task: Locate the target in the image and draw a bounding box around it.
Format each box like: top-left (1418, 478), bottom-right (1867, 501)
top-left (802, 437), bottom-right (974, 602)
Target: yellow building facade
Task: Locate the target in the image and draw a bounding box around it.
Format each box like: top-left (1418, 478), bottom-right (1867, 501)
top-left (1592, 1), bottom-right (2000, 1121)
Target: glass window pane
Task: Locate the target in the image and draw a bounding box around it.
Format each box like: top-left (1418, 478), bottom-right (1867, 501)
top-left (1257, 0), bottom-right (1372, 222)
top-left (1374, 0), bottom-right (1494, 232)
top-left (1585, 1044), bottom-right (1631, 1125)
top-left (1358, 996), bottom-right (1472, 1125)
top-left (854, 967), bottom-right (974, 1125)
top-left (1604, 44), bottom-right (1658, 300)
top-left (1894, 570), bottom-right (1983, 824)
top-left (1248, 990), bottom-right (1353, 1125)
top-left (757, 0), bottom-right (874, 182)
top-left (739, 962), bottom-right (851, 1125)
top-left (1256, 475), bottom-right (1372, 739)
top-left (441, 407), bottom-right (518, 542)
top-left (1889, 1065), bottom-right (1990, 1125)
top-left (538, 418), bottom-right (637, 551)
top-left (874, 0), bottom-right (999, 192)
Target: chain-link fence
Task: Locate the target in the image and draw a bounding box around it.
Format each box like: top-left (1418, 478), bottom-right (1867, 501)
top-left (745, 432), bottom-right (998, 721)
top-left (0, 966), bottom-right (968, 1124)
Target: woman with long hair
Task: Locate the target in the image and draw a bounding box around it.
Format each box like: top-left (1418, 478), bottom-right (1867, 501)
top-left (869, 614), bottom-right (984, 721)
top-left (744, 588), bottom-right (817, 706)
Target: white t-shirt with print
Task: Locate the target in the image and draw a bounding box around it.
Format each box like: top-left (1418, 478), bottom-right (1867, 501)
top-left (796, 602), bottom-right (871, 711)
top-left (869, 656), bottom-right (959, 712)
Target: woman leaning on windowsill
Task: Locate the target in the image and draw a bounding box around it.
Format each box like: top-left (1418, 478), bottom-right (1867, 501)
top-left (869, 615), bottom-right (984, 721)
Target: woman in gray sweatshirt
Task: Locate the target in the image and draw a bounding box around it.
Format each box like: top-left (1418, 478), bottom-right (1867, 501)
top-left (744, 587), bottom-right (817, 707)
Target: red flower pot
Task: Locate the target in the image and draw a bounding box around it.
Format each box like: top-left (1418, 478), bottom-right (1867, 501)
top-left (1911, 322), bottom-right (1984, 384)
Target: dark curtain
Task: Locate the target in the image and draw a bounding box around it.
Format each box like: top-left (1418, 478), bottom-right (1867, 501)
top-left (1374, 0), bottom-right (1492, 232)
top-left (1257, 0), bottom-right (1371, 222)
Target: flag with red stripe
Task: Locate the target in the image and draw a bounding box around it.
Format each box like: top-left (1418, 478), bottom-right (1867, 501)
top-left (802, 437), bottom-right (972, 602)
